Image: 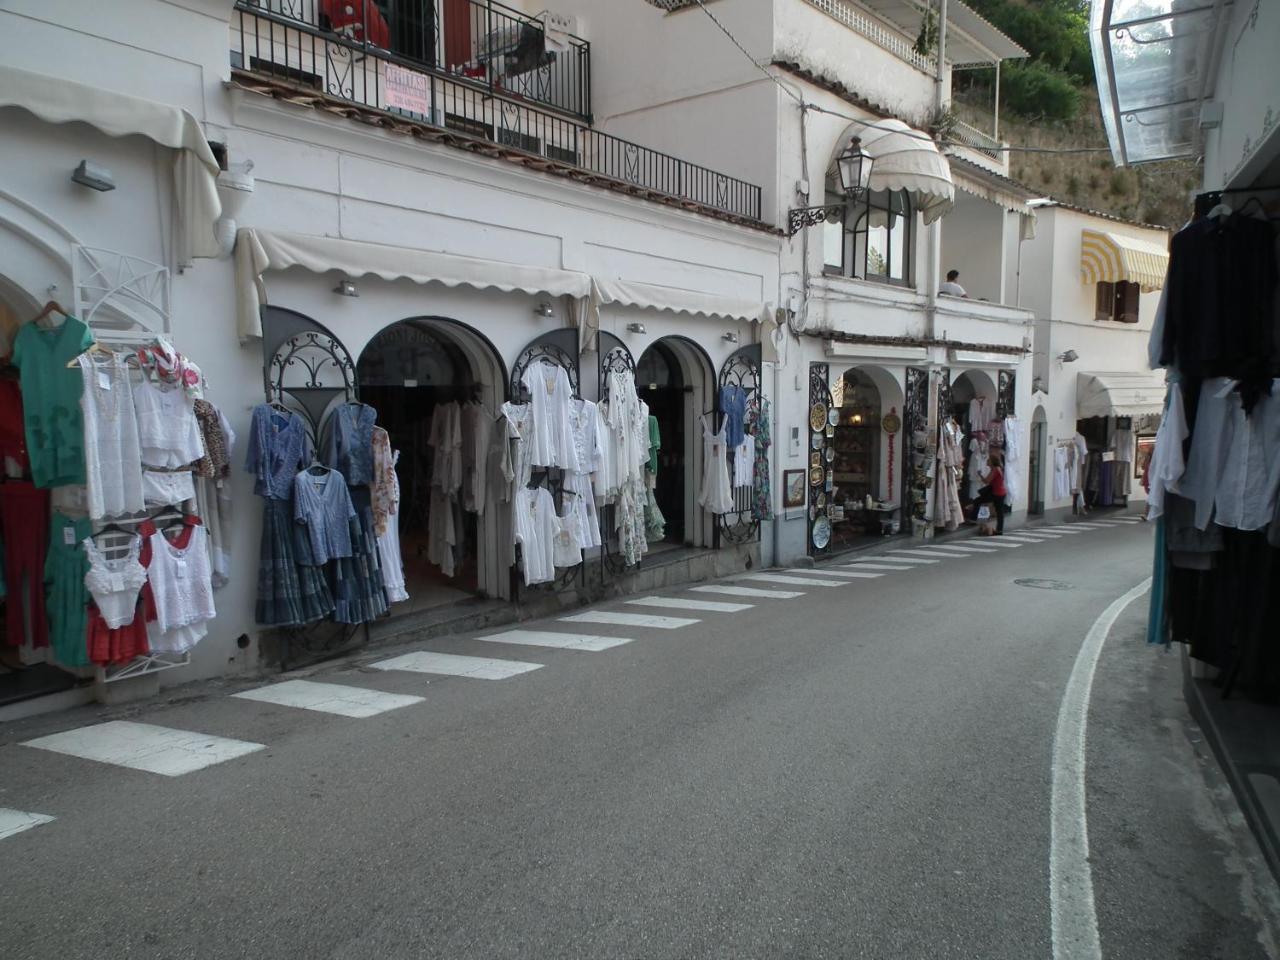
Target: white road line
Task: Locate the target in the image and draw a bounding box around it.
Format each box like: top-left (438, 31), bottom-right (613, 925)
top-left (1014, 531), bottom-right (1060, 538)
top-left (232, 679), bottom-right (424, 718)
top-left (690, 584), bottom-right (805, 599)
top-left (868, 555), bottom-right (939, 565)
top-left (21, 721), bottom-right (265, 777)
top-left (1050, 577), bottom-right (1152, 960)
top-left (1039, 527), bottom-right (1084, 534)
top-left (626, 596), bottom-right (753, 613)
top-left (889, 550), bottom-right (949, 561)
top-left (802, 568), bottom-right (885, 579)
top-left (561, 611), bottom-right (700, 629)
top-left (739, 573), bottom-right (844, 587)
top-left (371, 651), bottom-right (543, 679)
top-left (479, 630), bottom-right (633, 652)
top-left (977, 539), bottom-right (1024, 547)
top-left (840, 562), bottom-right (919, 571)
top-left (1001, 535), bottom-right (1051, 544)
top-left (926, 544), bottom-right (1000, 555)
top-left (1064, 523), bottom-right (1107, 529)
top-left (1110, 517), bottom-right (1143, 523)
top-left (0, 808), bottom-right (54, 841)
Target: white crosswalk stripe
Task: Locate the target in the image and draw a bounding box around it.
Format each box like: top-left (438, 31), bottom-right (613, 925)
top-left (1039, 527), bottom-right (1084, 533)
top-left (803, 568), bottom-right (884, 579)
top-left (0, 808), bottom-right (54, 841)
top-left (925, 544), bottom-right (1000, 555)
top-left (739, 573), bottom-right (844, 587)
top-left (22, 721), bottom-right (266, 777)
top-left (371, 651), bottom-right (543, 679)
top-left (690, 584), bottom-right (805, 599)
top-left (976, 538), bottom-right (1024, 547)
top-left (1064, 523), bottom-right (1107, 529)
top-left (561, 611), bottom-right (700, 629)
top-left (869, 554), bottom-right (939, 564)
top-left (999, 535), bottom-right (1049, 544)
top-left (232, 679), bottom-right (423, 718)
top-left (627, 596), bottom-right (753, 613)
top-left (840, 562), bottom-right (920, 570)
top-left (1014, 531), bottom-right (1060, 538)
top-left (480, 630), bottom-right (633, 652)
top-left (890, 550), bottom-right (950, 561)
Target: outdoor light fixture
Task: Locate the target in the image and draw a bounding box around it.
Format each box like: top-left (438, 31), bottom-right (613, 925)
top-left (723, 331), bottom-right (739, 344)
top-left (1057, 349), bottom-right (1078, 363)
top-left (626, 322), bottom-right (646, 334)
top-left (786, 137), bottom-right (873, 237)
top-left (71, 159), bottom-right (116, 192)
top-left (534, 302), bottom-right (554, 317)
top-left (333, 279), bottom-right (360, 297)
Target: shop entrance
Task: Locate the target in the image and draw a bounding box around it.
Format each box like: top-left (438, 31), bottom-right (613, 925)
top-left (1028, 406), bottom-right (1046, 515)
top-left (356, 317), bottom-right (508, 610)
top-left (825, 364), bottom-right (904, 553)
top-left (949, 369), bottom-right (998, 509)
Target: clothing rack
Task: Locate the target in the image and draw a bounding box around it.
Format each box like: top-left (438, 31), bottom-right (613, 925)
top-left (1193, 184), bottom-right (1280, 218)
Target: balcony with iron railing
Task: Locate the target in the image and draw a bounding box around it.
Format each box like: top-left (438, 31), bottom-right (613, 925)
top-left (231, 1), bottom-right (764, 222)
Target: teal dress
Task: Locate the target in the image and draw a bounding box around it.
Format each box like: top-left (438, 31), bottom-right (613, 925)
top-left (45, 513), bottom-right (93, 668)
top-left (12, 317), bottom-right (93, 487)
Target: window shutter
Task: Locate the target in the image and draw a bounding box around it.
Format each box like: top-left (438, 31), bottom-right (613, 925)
top-left (1120, 282), bottom-right (1140, 323)
top-left (1095, 281), bottom-right (1114, 321)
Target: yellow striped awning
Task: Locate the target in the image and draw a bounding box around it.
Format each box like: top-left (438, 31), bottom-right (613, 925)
top-left (1080, 229), bottom-right (1169, 292)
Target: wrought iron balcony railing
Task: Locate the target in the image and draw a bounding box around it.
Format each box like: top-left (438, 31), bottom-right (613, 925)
top-left (231, 2), bottom-right (764, 222)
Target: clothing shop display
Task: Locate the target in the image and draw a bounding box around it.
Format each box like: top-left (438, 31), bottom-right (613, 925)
top-left (294, 466), bottom-right (358, 564)
top-left (192, 399), bottom-right (232, 479)
top-left (967, 397), bottom-right (995, 436)
top-left (605, 371), bottom-right (651, 567)
top-left (133, 376), bottom-right (205, 469)
top-left (934, 419), bottom-right (964, 531)
top-left (141, 468), bottom-right (196, 507)
top-left (194, 476), bottom-right (232, 589)
top-left (246, 405), bottom-right (312, 499)
top-left (1002, 417), bottom-right (1023, 507)
top-left (719, 384), bottom-right (747, 450)
top-left (146, 519), bottom-right (215, 651)
top-left (371, 426), bottom-right (397, 538)
top-left (1053, 445), bottom-right (1071, 500)
top-left (375, 447), bottom-right (408, 604)
top-left (750, 396), bottom-right (773, 522)
top-left (1, 482), bottom-right (50, 647)
top-left (82, 534), bottom-right (148, 630)
top-left (327, 485), bottom-right (388, 625)
top-left (697, 414), bottom-right (734, 515)
top-left (513, 485), bottom-right (557, 586)
top-left (0, 378), bottom-right (28, 472)
top-left (77, 352), bottom-right (145, 519)
top-left (523, 360), bottom-right (579, 472)
top-left (324, 402), bottom-right (377, 486)
top-left (732, 434), bottom-right (755, 488)
top-left (12, 315), bottom-right (93, 487)
top-left (46, 513), bottom-right (92, 667)
top-left (966, 434), bottom-right (989, 501)
top-left (565, 398), bottom-right (603, 553)
top-left (87, 524), bottom-right (155, 667)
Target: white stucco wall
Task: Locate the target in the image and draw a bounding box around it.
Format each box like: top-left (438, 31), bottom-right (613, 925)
top-left (1202, 0), bottom-right (1280, 191)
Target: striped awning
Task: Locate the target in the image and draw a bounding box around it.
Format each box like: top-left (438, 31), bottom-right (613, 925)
top-left (1080, 229), bottom-right (1168, 292)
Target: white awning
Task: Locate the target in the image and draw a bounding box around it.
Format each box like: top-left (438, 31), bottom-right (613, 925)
top-left (591, 278), bottom-right (771, 324)
top-left (860, 119), bottom-right (955, 225)
top-left (1080, 229), bottom-right (1169, 292)
top-left (1076, 370), bottom-right (1166, 418)
top-left (235, 228), bottom-right (592, 340)
top-left (0, 64), bottom-right (221, 265)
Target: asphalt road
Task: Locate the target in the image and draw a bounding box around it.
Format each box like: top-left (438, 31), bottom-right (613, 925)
top-left (2, 516), bottom-right (1278, 959)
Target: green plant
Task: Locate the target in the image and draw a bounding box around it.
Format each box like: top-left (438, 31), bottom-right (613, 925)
top-left (1109, 170), bottom-right (1130, 195)
top-left (999, 60), bottom-right (1081, 122)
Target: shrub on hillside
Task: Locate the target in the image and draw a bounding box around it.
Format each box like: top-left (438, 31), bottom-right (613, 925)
top-left (1000, 61), bottom-right (1081, 122)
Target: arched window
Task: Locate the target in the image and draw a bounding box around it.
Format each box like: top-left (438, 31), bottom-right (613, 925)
top-left (823, 180), bottom-right (914, 286)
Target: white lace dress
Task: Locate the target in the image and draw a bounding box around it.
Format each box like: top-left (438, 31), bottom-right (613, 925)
top-left (698, 415), bottom-right (734, 514)
top-left (522, 360), bottom-right (579, 471)
top-left (78, 353), bottom-right (145, 519)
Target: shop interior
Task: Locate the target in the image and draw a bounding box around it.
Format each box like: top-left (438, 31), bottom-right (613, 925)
top-left (635, 341), bottom-right (687, 551)
top-left (949, 370), bottom-right (998, 517)
top-left (827, 367), bottom-right (901, 551)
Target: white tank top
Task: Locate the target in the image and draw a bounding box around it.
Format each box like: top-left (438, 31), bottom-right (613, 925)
top-left (147, 524), bottom-right (216, 633)
top-left (133, 378), bottom-right (206, 469)
top-left (82, 536), bottom-right (148, 630)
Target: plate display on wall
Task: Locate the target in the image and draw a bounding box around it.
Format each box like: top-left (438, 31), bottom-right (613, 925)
top-left (811, 433), bottom-right (823, 450)
top-left (809, 403), bottom-right (828, 432)
top-left (810, 465), bottom-right (825, 486)
top-left (811, 515), bottom-right (832, 549)
top-left (810, 451), bottom-right (821, 469)
top-left (815, 492), bottom-right (827, 510)
top-left (824, 446), bottom-right (834, 463)
top-left (827, 407), bottom-right (840, 427)
top-left (825, 424), bottom-right (836, 438)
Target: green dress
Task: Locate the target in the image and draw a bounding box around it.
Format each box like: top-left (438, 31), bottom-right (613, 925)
top-left (45, 513), bottom-right (92, 668)
top-left (12, 317), bottom-right (93, 487)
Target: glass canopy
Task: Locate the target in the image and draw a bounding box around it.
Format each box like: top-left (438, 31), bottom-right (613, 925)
top-left (1089, 0), bottom-right (1231, 166)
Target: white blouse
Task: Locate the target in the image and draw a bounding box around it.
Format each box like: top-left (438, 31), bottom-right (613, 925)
top-left (78, 353), bottom-right (145, 519)
top-left (147, 524), bottom-right (216, 633)
top-left (521, 360), bottom-right (579, 472)
top-left (134, 377), bottom-right (205, 469)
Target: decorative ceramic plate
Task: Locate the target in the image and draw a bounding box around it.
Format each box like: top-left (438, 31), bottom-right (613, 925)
top-left (810, 451), bottom-right (821, 469)
top-left (809, 403), bottom-right (828, 432)
top-left (811, 516), bottom-right (832, 549)
top-left (815, 492), bottom-right (827, 510)
top-left (828, 407), bottom-right (840, 427)
top-left (824, 446), bottom-right (835, 463)
top-left (825, 424), bottom-right (836, 438)
top-left (811, 433), bottom-right (823, 450)
top-left (882, 412), bottom-right (902, 434)
top-left (810, 465), bottom-right (825, 486)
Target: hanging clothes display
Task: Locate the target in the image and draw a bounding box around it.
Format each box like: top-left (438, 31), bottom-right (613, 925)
top-left (967, 397), bottom-right (995, 436)
top-left (697, 414), bottom-right (734, 515)
top-left (77, 353), bottom-right (145, 519)
top-left (146, 520), bottom-right (216, 642)
top-left (565, 398), bottom-right (604, 553)
top-left (719, 384), bottom-right (747, 450)
top-left (374, 444), bottom-right (409, 605)
top-left (12, 314), bottom-right (93, 487)
top-left (323, 401), bottom-right (387, 625)
top-left (133, 376), bottom-right (206, 469)
top-left (1053, 444), bottom-right (1071, 500)
top-left (1002, 416), bottom-right (1023, 508)
top-left (523, 359), bottom-right (580, 472)
top-left (293, 466), bottom-right (358, 564)
top-left (607, 370), bottom-right (651, 566)
top-left (0, 377), bottom-right (28, 473)
top-left (0, 482), bottom-right (50, 648)
top-left (46, 513), bottom-right (92, 667)
top-left (934, 419), bottom-right (965, 531)
top-left (750, 396), bottom-right (773, 522)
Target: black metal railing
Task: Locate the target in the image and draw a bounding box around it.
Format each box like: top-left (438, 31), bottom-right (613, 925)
top-left (232, 2), bottom-right (763, 221)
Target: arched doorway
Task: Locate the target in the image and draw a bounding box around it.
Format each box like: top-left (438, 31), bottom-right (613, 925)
top-left (356, 316), bottom-right (508, 607)
top-left (949, 369), bottom-right (999, 507)
top-left (826, 364), bottom-right (905, 552)
top-left (634, 336), bottom-right (716, 550)
top-left (1028, 405), bottom-right (1047, 515)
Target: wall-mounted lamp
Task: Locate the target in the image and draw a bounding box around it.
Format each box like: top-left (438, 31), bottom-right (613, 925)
top-left (534, 302), bottom-right (554, 317)
top-left (71, 160), bottom-right (116, 192)
top-left (333, 279), bottom-right (360, 297)
top-left (851, 413), bottom-right (864, 425)
top-left (786, 136), bottom-right (873, 237)
top-left (626, 322), bottom-right (646, 334)
top-left (1057, 349), bottom-right (1078, 363)
top-left (723, 331), bottom-right (739, 344)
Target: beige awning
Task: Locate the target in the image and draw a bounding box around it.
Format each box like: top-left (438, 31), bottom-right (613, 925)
top-left (0, 64), bottom-right (221, 266)
top-left (235, 228), bottom-right (592, 340)
top-left (1076, 371), bottom-right (1166, 418)
top-left (860, 119), bottom-right (955, 225)
top-left (1080, 229), bottom-right (1168, 292)
top-left (591, 279), bottom-right (771, 324)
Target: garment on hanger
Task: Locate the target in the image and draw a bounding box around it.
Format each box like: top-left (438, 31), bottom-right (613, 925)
top-left (78, 353), bottom-right (145, 519)
top-left (1, 482), bottom-right (50, 648)
top-left (194, 476), bottom-right (232, 589)
top-left (968, 397), bottom-right (994, 436)
top-left (1053, 445), bottom-right (1071, 500)
top-left (751, 397), bottom-right (773, 522)
top-left (294, 467), bottom-right (358, 564)
top-left (732, 434), bottom-right (755, 488)
top-left (967, 434), bottom-right (989, 501)
top-left (376, 448), bottom-right (408, 604)
top-left (147, 520), bottom-right (216, 635)
top-left (429, 401), bottom-right (464, 495)
top-left (13, 314), bottom-right (93, 487)
top-left (935, 420), bottom-right (964, 531)
top-left (1002, 416), bottom-right (1023, 507)
top-left (0, 378), bottom-right (28, 473)
top-left (563, 398), bottom-right (603, 552)
top-left (142, 469), bottom-right (196, 507)
top-left (462, 402), bottom-right (493, 513)
top-left (552, 511), bottom-right (583, 569)
top-left (46, 513), bottom-right (92, 667)
top-left (370, 426), bottom-right (396, 537)
top-left (719, 385), bottom-right (747, 450)
top-left (1070, 433), bottom-right (1088, 494)
top-left (608, 372), bottom-right (650, 564)
top-left (513, 485), bottom-right (557, 585)
top-left (133, 376), bottom-right (205, 469)
top-left (135, 340), bottom-right (203, 399)
top-left (82, 534), bottom-right (148, 630)
top-left (245, 404), bottom-right (313, 500)
top-left (192, 399), bottom-right (232, 479)
top-left (325, 401), bottom-right (377, 486)
top-left (698, 414), bottom-right (734, 514)
top-left (329, 486), bottom-right (387, 624)
top-left (1147, 382), bottom-right (1188, 520)
top-left (522, 360), bottom-right (579, 471)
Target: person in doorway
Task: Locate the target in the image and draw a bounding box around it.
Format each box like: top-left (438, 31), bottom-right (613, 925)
top-left (973, 454), bottom-right (1006, 534)
top-left (939, 270), bottom-right (968, 297)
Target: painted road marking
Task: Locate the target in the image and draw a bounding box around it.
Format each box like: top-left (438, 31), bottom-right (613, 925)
top-left (626, 596), bottom-right (753, 613)
top-left (977, 538), bottom-right (1024, 547)
top-left (690, 585), bottom-right (805, 599)
top-left (479, 630), bottom-right (633, 652)
top-left (561, 611), bottom-right (700, 630)
top-left (1049, 577), bottom-right (1151, 960)
top-left (0, 808), bottom-right (54, 841)
top-left (371, 652), bottom-right (543, 679)
top-left (1039, 527), bottom-right (1084, 534)
top-left (22, 721), bottom-right (265, 777)
top-left (1001, 535), bottom-right (1051, 544)
top-left (840, 562), bottom-right (920, 571)
top-left (739, 573), bottom-right (844, 587)
top-left (869, 554), bottom-right (939, 564)
top-left (232, 679), bottom-right (424, 718)
top-left (925, 544), bottom-right (1000, 555)
top-left (802, 568), bottom-right (884, 579)
top-left (1063, 523), bottom-right (1107, 529)
top-left (890, 550), bottom-right (950, 561)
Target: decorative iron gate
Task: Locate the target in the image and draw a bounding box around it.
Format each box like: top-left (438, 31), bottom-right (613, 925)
top-left (903, 366), bottom-right (930, 528)
top-left (717, 344), bottom-right (763, 546)
top-left (807, 362), bottom-right (835, 556)
top-left (261, 305), bottom-right (359, 441)
top-left (997, 370), bottom-right (1016, 419)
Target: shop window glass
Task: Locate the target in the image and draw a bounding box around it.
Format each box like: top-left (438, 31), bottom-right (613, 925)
top-left (1095, 280), bottom-right (1140, 323)
top-left (825, 185), bottom-right (914, 286)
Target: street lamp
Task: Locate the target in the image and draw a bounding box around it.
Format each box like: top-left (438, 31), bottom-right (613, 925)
top-left (787, 137), bottom-right (874, 237)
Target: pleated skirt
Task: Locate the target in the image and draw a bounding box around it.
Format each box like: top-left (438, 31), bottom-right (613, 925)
top-left (256, 497), bottom-right (334, 627)
top-left (329, 486), bottom-right (388, 625)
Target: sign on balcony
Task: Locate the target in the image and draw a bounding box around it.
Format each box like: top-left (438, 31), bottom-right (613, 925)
top-left (385, 62), bottom-right (431, 116)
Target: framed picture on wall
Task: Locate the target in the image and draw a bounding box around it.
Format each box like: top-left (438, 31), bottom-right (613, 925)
top-left (783, 469), bottom-right (806, 508)
top-left (1135, 436), bottom-right (1156, 479)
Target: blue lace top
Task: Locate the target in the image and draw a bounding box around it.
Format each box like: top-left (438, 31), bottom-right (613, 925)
top-left (245, 405), bottom-right (313, 500)
top-left (719, 385), bottom-right (747, 450)
top-left (324, 402), bottom-right (377, 486)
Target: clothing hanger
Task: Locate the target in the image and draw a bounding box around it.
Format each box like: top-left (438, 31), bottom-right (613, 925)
top-left (91, 521), bottom-right (135, 539)
top-left (30, 300), bottom-right (69, 329)
top-left (64, 341), bottom-right (114, 369)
